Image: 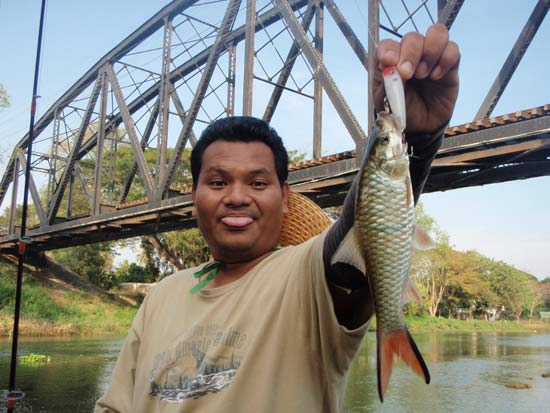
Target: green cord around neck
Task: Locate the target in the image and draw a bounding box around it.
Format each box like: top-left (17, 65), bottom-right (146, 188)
top-left (189, 246), bottom-right (282, 295)
top-left (190, 260), bottom-right (222, 295)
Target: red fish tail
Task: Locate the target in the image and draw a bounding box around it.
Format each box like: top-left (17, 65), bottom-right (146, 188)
top-left (377, 328), bottom-right (430, 402)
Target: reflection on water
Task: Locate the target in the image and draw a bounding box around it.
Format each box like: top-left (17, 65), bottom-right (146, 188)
top-left (0, 336), bottom-right (122, 413)
top-left (1, 332), bottom-right (549, 412)
top-left (343, 332), bottom-right (550, 413)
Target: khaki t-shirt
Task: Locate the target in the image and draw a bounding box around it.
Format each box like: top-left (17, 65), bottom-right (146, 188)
top-left (95, 232), bottom-right (369, 413)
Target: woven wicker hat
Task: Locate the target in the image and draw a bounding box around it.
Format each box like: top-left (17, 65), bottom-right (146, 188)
top-left (279, 191), bottom-right (332, 247)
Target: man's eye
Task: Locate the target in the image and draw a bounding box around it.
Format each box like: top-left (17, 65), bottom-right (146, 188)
top-left (251, 181), bottom-right (267, 188)
top-left (209, 180), bottom-right (226, 187)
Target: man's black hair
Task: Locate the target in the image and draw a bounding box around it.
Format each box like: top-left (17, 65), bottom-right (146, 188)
top-left (190, 116), bottom-right (288, 188)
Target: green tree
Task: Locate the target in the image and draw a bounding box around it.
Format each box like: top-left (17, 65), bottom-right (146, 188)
top-left (288, 149), bottom-right (306, 163)
top-left (49, 242), bottom-right (115, 289)
top-left (525, 279), bottom-right (549, 321)
top-left (409, 204), bottom-right (456, 317)
top-left (0, 204), bottom-right (40, 230)
top-left (140, 228), bottom-right (210, 278)
top-left (0, 82), bottom-right (10, 181)
top-left (488, 261), bottom-right (534, 321)
top-left (541, 279), bottom-right (550, 310)
top-left (0, 83), bottom-right (9, 110)
top-left (112, 260), bottom-right (157, 284)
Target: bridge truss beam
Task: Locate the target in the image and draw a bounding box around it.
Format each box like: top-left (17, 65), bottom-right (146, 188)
top-left (1, 0), bottom-right (549, 254)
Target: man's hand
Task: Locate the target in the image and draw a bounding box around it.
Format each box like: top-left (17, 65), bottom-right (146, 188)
top-left (374, 23), bottom-right (460, 135)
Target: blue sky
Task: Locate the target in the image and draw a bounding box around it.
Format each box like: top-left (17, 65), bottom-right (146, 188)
top-left (0, 1), bottom-right (548, 280)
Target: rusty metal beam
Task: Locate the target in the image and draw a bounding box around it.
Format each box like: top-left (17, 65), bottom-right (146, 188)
top-left (118, 101), bottom-right (160, 205)
top-left (440, 115), bottom-right (550, 152)
top-left (474, 0), bottom-right (549, 120)
top-left (47, 77), bottom-right (102, 224)
top-left (437, 0), bottom-right (464, 28)
top-left (242, 0), bottom-right (256, 115)
top-left (170, 86), bottom-right (199, 146)
top-left (107, 64), bottom-right (155, 198)
top-left (16, 154), bottom-right (46, 226)
top-left (313, 1), bottom-right (324, 158)
top-left (161, 0), bottom-right (242, 195)
top-left (93, 70), bottom-right (108, 216)
top-left (156, 17), bottom-right (174, 199)
top-left (324, 0), bottom-right (368, 71)
top-left (76, 0), bottom-right (308, 164)
top-left (262, 2), bottom-right (316, 123)
top-left (8, 159), bottom-right (20, 235)
top-left (426, 160), bottom-right (550, 193)
top-left (274, 0), bottom-right (366, 146)
top-left (433, 138), bottom-right (550, 166)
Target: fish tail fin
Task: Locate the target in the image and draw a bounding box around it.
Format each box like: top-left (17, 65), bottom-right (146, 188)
top-left (377, 328), bottom-right (430, 402)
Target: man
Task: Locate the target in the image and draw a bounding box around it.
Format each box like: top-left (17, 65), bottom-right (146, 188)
top-left (96, 23), bottom-right (459, 412)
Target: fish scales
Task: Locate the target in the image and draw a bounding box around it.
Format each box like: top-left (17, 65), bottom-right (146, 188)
top-left (356, 156), bottom-right (414, 332)
top-left (350, 111), bottom-right (429, 402)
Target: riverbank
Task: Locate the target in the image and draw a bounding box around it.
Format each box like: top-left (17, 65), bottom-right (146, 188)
top-left (2, 262), bottom-right (548, 337)
top-left (4, 312), bottom-right (549, 337)
top-left (0, 263), bottom-right (137, 337)
top-left (404, 315), bottom-right (550, 333)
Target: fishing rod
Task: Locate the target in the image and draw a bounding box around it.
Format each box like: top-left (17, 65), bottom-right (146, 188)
top-left (4, 0), bottom-right (47, 412)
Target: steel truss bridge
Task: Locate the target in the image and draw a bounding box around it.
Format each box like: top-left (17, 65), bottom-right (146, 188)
top-left (0, 0), bottom-right (549, 254)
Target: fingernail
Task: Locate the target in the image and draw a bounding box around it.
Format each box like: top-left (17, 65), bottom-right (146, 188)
top-left (383, 50), bottom-right (397, 63)
top-left (415, 61), bottom-right (428, 78)
top-left (399, 61), bottom-right (413, 78)
top-left (431, 65), bottom-right (442, 80)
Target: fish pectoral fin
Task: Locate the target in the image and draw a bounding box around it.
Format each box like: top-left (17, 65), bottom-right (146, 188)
top-left (402, 276), bottom-right (422, 304)
top-left (412, 224), bottom-right (435, 250)
top-left (330, 226), bottom-right (367, 275)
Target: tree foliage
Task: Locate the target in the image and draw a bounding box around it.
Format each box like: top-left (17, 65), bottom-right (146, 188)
top-left (138, 228), bottom-right (210, 280)
top-left (112, 261), bottom-right (158, 284)
top-left (409, 204), bottom-right (542, 321)
top-left (49, 242), bottom-right (115, 289)
top-left (0, 83), bottom-right (9, 110)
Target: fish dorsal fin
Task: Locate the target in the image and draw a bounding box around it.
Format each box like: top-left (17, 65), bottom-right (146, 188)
top-left (412, 225), bottom-right (435, 250)
top-left (330, 225), bottom-right (367, 275)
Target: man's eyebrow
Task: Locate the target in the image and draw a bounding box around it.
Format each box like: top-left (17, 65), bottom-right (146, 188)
top-left (203, 166), bottom-right (228, 175)
top-left (203, 166), bottom-right (274, 176)
top-left (248, 168), bottom-right (273, 176)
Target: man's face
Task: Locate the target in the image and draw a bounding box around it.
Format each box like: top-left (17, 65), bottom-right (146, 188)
top-left (192, 140), bottom-right (289, 263)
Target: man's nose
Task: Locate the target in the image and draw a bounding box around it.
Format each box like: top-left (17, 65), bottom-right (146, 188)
top-left (223, 183), bottom-right (252, 206)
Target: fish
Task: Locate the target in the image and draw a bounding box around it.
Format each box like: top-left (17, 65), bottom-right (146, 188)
top-left (332, 110), bottom-right (432, 402)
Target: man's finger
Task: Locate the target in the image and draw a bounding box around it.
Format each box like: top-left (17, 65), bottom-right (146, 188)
top-left (376, 39), bottom-right (400, 68)
top-left (429, 40), bottom-right (461, 82)
top-left (397, 31), bottom-right (425, 80)
top-left (415, 23), bottom-right (449, 79)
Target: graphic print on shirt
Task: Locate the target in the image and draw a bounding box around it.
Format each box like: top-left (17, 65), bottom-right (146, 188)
top-left (149, 323), bottom-right (247, 403)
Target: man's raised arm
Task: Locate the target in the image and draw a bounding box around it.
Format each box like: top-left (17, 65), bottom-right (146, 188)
top-left (322, 24), bottom-right (461, 328)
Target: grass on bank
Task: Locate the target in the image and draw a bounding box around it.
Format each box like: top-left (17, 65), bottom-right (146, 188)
top-left (0, 263), bottom-right (137, 336)
top-left (2, 261), bottom-right (548, 337)
top-left (404, 315), bottom-right (550, 333)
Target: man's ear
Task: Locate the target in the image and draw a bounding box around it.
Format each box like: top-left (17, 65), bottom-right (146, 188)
top-left (282, 182), bottom-right (290, 215)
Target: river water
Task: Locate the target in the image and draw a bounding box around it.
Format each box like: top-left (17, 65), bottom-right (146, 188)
top-left (1, 331), bottom-right (549, 412)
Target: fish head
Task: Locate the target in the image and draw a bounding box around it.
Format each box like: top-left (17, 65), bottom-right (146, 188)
top-left (371, 112), bottom-right (409, 178)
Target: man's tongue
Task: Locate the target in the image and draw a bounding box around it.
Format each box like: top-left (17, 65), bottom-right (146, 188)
top-left (221, 216), bottom-right (253, 228)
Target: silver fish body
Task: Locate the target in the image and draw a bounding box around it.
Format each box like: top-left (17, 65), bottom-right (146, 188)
top-left (356, 111), bottom-right (429, 401)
